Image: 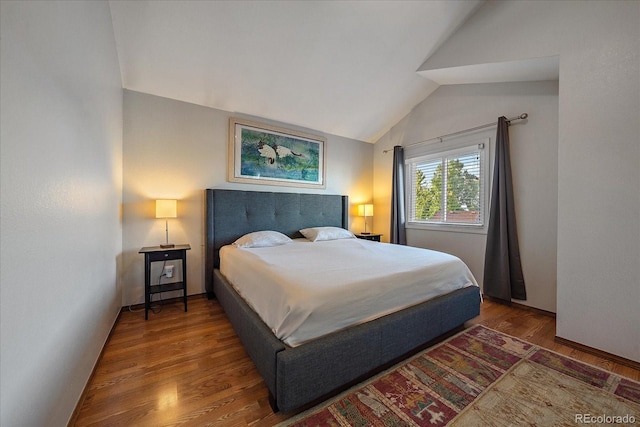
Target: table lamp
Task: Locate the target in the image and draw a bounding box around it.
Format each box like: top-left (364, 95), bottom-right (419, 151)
top-left (358, 204), bottom-right (374, 235)
top-left (156, 199), bottom-right (177, 248)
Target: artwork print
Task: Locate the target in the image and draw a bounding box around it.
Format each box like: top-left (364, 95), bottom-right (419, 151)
top-left (228, 118), bottom-right (326, 188)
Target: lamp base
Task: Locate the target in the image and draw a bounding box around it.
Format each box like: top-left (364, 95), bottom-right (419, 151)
top-left (360, 232), bottom-right (371, 235)
top-left (160, 243), bottom-right (175, 248)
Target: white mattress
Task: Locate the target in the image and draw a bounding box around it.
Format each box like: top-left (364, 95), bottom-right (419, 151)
top-left (220, 238), bottom-right (478, 346)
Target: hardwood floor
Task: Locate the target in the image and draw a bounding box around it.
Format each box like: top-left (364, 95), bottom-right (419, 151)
top-left (73, 295), bottom-right (639, 426)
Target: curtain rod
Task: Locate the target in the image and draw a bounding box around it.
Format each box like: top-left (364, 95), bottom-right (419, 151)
top-left (383, 113), bottom-right (528, 153)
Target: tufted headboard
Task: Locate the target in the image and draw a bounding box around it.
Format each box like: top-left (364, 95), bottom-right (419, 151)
top-left (204, 189), bottom-right (349, 297)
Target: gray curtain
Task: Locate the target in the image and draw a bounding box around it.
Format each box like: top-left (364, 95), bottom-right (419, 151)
top-left (390, 145), bottom-right (407, 245)
top-left (483, 117), bottom-right (526, 301)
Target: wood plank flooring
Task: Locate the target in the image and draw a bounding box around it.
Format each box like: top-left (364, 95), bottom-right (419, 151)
top-left (73, 295), bottom-right (639, 426)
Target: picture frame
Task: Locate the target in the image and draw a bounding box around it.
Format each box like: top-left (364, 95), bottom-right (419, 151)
top-left (228, 118), bottom-right (326, 188)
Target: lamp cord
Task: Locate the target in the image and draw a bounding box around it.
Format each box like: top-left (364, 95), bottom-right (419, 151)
top-left (150, 260), bottom-right (166, 314)
top-left (128, 260), bottom-right (166, 313)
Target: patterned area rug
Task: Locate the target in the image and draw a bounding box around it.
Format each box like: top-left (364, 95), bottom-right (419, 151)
top-left (278, 325), bottom-right (640, 426)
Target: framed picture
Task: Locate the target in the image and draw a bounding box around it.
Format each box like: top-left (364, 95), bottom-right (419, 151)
top-left (228, 118), bottom-right (326, 188)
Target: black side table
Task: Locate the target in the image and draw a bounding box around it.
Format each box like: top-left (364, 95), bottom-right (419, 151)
top-left (139, 244), bottom-right (191, 320)
top-left (355, 233), bottom-right (382, 242)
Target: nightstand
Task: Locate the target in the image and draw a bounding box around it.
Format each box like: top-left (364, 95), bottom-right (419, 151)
top-left (355, 233), bottom-right (382, 242)
top-left (139, 244), bottom-right (191, 320)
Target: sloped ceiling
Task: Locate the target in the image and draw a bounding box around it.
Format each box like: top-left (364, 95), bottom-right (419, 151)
top-left (109, 0), bottom-right (485, 143)
top-left (418, 56), bottom-right (559, 85)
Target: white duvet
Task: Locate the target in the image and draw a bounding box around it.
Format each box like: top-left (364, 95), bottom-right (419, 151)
top-left (220, 238), bottom-right (478, 346)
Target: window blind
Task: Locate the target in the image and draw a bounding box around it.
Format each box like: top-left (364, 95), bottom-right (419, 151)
top-left (407, 143), bottom-right (485, 227)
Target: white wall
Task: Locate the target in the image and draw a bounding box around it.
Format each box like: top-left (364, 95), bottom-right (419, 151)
top-left (0, 2), bottom-right (123, 426)
top-left (374, 81), bottom-right (559, 313)
top-left (122, 90), bottom-right (373, 306)
top-left (409, 0), bottom-right (640, 362)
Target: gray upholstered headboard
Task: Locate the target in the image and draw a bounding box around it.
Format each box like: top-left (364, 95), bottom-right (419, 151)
top-left (205, 189), bottom-right (348, 297)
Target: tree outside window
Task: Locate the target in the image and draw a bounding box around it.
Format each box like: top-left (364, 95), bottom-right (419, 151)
top-left (408, 145), bottom-right (484, 227)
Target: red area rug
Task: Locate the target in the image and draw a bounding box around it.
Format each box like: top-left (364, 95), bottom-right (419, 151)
top-left (279, 325), bottom-right (640, 426)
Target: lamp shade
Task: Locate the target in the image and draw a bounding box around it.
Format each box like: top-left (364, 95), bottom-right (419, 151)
top-left (156, 199), bottom-right (177, 218)
top-left (357, 204), bottom-right (374, 217)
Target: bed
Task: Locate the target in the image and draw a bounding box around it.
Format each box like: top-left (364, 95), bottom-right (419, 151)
top-left (205, 189), bottom-right (481, 413)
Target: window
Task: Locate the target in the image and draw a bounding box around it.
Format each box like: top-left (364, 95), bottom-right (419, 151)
top-left (406, 141), bottom-right (487, 230)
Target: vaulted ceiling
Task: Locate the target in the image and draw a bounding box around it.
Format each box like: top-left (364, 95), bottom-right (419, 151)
top-left (108, 2), bottom-right (557, 146)
top-left (109, 1), bottom-right (492, 142)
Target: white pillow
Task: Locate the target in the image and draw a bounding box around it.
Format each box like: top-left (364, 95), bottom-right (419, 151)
top-left (233, 231), bottom-right (292, 248)
top-left (299, 226), bottom-right (355, 242)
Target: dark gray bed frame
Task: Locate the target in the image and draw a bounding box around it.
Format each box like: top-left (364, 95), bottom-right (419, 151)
top-left (205, 189), bottom-right (481, 413)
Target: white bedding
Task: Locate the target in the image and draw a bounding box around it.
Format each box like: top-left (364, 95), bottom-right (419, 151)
top-left (220, 238), bottom-right (478, 346)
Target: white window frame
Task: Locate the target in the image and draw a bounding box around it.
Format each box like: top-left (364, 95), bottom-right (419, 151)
top-left (405, 134), bottom-right (490, 234)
